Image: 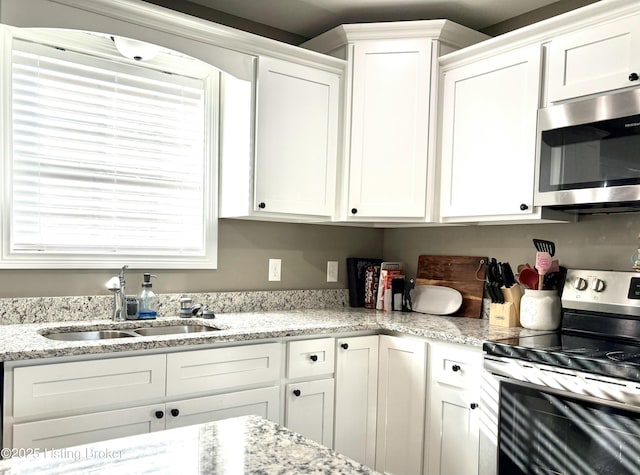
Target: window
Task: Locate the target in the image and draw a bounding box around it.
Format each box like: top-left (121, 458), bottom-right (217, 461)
top-left (1, 30), bottom-right (218, 268)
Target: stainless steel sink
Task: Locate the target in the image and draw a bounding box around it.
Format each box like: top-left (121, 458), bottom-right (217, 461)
top-left (44, 330), bottom-right (137, 341)
top-left (43, 324), bottom-right (220, 341)
top-left (133, 324), bottom-right (219, 336)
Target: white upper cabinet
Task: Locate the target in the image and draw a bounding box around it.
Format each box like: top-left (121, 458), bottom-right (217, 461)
top-left (439, 45), bottom-right (545, 221)
top-left (254, 57), bottom-right (340, 218)
top-left (547, 13), bottom-right (640, 103)
top-left (347, 39), bottom-right (432, 220)
top-left (303, 21), bottom-right (488, 223)
top-left (219, 55), bottom-right (342, 221)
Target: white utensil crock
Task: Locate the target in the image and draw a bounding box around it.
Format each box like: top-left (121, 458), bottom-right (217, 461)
top-left (519, 289), bottom-right (561, 331)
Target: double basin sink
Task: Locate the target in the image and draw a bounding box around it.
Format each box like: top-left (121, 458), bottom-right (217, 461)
top-left (43, 323), bottom-right (220, 341)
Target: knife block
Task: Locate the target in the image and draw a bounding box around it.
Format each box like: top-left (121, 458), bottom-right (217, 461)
top-left (489, 285), bottom-right (522, 327)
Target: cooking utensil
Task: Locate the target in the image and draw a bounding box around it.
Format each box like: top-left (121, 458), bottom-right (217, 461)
top-left (535, 251), bottom-right (553, 290)
top-left (543, 266), bottom-right (568, 295)
top-left (533, 238), bottom-right (555, 257)
top-left (518, 266), bottom-right (539, 289)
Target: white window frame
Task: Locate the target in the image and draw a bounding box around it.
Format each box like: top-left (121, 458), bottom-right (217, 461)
top-left (0, 27), bottom-right (219, 269)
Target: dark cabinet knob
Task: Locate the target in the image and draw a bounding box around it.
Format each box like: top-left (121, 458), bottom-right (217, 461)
top-left (309, 354), bottom-right (318, 362)
top-left (341, 343), bottom-right (349, 350)
top-left (629, 72), bottom-right (639, 81)
top-left (519, 203), bottom-right (529, 211)
top-left (351, 208), bottom-right (358, 214)
top-left (470, 403), bottom-right (479, 410)
top-left (258, 202), bottom-right (266, 209)
top-left (155, 410), bottom-right (164, 419)
top-left (293, 389), bottom-right (301, 397)
top-left (452, 364), bottom-right (461, 372)
top-left (171, 409), bottom-right (179, 417)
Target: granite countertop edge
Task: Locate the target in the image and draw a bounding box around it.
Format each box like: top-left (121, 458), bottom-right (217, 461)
top-left (0, 308), bottom-right (543, 362)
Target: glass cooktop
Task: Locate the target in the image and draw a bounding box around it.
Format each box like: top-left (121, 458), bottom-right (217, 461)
top-left (483, 332), bottom-right (640, 382)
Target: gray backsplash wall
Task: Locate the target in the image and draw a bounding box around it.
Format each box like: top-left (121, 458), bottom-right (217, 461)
top-left (1, 213), bottom-right (635, 299)
top-left (383, 213), bottom-right (640, 279)
top-left (0, 219), bottom-right (383, 298)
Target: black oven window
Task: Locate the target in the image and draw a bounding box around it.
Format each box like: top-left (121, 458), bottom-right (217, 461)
top-left (498, 381), bottom-right (640, 475)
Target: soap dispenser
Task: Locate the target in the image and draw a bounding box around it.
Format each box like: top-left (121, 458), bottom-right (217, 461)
top-left (137, 273), bottom-right (158, 319)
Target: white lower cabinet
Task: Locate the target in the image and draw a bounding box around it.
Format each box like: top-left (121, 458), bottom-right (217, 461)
top-left (285, 379), bottom-right (335, 446)
top-left (426, 342), bottom-right (482, 475)
top-left (284, 337), bottom-right (336, 447)
top-left (4, 331), bottom-right (486, 472)
top-left (12, 386), bottom-right (280, 450)
top-left (334, 335), bottom-right (379, 467)
top-left (4, 343), bottom-right (283, 450)
top-left (376, 335), bottom-right (427, 475)
top-left (165, 386), bottom-right (280, 430)
top-left (12, 404), bottom-right (165, 450)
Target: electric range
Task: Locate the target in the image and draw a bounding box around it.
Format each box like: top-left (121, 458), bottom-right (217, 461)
top-left (480, 269), bottom-right (640, 475)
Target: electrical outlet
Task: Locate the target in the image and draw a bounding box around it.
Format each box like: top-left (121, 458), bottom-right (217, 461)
top-left (327, 261), bottom-right (338, 282)
top-left (268, 258), bottom-right (281, 281)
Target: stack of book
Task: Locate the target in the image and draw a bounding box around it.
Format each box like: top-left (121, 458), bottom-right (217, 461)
top-left (346, 258), bottom-right (404, 311)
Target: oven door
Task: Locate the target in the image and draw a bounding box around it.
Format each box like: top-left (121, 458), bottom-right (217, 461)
top-left (481, 368), bottom-right (640, 475)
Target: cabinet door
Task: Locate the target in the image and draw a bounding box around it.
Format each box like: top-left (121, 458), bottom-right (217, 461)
top-left (376, 335), bottom-right (426, 475)
top-left (165, 386), bottom-right (280, 430)
top-left (12, 404), bottom-right (165, 450)
top-left (427, 385), bottom-right (480, 475)
top-left (427, 342), bottom-right (482, 475)
top-left (255, 56), bottom-right (339, 217)
top-left (547, 14), bottom-right (640, 103)
top-left (439, 45), bottom-right (541, 220)
top-left (334, 335), bottom-right (378, 468)
top-left (348, 39), bottom-right (432, 219)
top-left (285, 378), bottom-right (334, 447)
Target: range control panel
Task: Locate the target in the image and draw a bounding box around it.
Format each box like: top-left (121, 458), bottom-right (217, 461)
top-left (562, 269), bottom-right (640, 317)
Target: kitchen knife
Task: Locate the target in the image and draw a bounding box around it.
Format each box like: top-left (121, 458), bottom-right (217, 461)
top-left (501, 262), bottom-right (516, 287)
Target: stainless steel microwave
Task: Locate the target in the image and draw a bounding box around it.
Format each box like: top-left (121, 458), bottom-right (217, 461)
top-left (534, 88), bottom-right (640, 213)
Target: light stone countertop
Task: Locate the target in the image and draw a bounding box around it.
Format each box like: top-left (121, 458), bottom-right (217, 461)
top-left (0, 308), bottom-right (542, 362)
top-left (0, 415), bottom-right (380, 474)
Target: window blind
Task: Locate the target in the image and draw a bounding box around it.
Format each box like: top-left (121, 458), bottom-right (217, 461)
top-left (10, 40), bottom-right (210, 258)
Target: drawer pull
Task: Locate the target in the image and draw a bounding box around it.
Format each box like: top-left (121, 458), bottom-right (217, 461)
top-left (293, 389), bottom-right (301, 397)
top-left (470, 403), bottom-right (479, 410)
top-left (341, 343), bottom-right (349, 350)
top-left (171, 409), bottom-right (180, 417)
top-left (155, 410), bottom-right (164, 419)
top-left (452, 364), bottom-right (461, 372)
top-left (309, 354), bottom-right (318, 362)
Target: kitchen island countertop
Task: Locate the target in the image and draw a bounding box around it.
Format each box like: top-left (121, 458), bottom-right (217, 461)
top-left (0, 308), bottom-right (542, 361)
top-left (0, 415), bottom-right (378, 474)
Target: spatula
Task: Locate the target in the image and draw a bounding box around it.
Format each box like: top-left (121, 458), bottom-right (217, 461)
top-left (533, 238), bottom-right (555, 257)
top-left (536, 251), bottom-right (552, 290)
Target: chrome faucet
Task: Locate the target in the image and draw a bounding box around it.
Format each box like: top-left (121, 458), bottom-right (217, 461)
top-left (107, 265), bottom-right (129, 322)
top-left (118, 265), bottom-right (128, 320)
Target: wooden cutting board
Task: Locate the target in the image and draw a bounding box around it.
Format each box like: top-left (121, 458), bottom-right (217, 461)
top-left (415, 255), bottom-right (487, 318)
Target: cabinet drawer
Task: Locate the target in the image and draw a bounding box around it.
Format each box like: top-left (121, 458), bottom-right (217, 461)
top-left (166, 342), bottom-right (282, 397)
top-left (287, 338), bottom-right (335, 379)
top-left (12, 354), bottom-right (166, 419)
top-left (430, 343), bottom-right (481, 390)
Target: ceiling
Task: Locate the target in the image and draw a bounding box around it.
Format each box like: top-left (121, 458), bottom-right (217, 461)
top-left (182, 0), bottom-right (591, 39)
